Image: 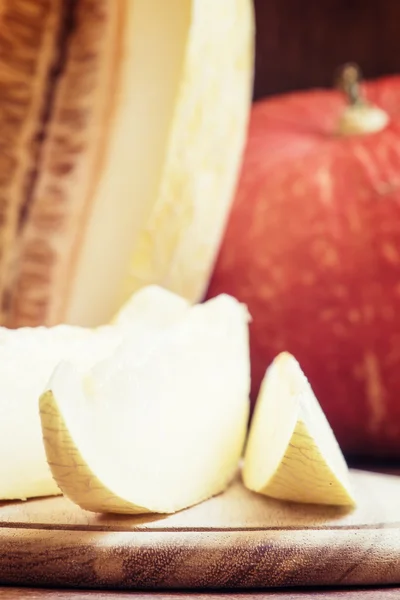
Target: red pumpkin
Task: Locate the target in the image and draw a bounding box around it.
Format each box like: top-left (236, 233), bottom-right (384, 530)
top-left (206, 71), bottom-right (400, 458)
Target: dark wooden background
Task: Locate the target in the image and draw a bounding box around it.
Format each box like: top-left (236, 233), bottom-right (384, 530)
top-left (253, 0), bottom-right (400, 100)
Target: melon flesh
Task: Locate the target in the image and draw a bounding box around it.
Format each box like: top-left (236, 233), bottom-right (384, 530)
top-left (0, 1), bottom-right (253, 329)
top-left (0, 285), bottom-right (188, 500)
top-left (66, 0), bottom-right (254, 327)
top-left (112, 284), bottom-right (190, 328)
top-left (243, 352), bottom-right (356, 507)
top-left (39, 295), bottom-right (251, 514)
top-left (0, 325), bottom-right (122, 500)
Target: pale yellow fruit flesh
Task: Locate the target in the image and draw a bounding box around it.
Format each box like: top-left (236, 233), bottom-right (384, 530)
top-left (243, 352), bottom-right (356, 507)
top-left (112, 285), bottom-right (190, 328)
top-left (66, 0), bottom-right (254, 327)
top-left (0, 285), bottom-right (188, 501)
top-left (0, 1), bottom-right (253, 329)
top-left (40, 295), bottom-right (251, 514)
top-left (0, 325), bottom-right (125, 500)
top-left (65, 0), bottom-right (191, 326)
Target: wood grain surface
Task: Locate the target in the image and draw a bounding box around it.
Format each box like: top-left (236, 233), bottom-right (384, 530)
top-left (0, 469), bottom-right (399, 590)
top-left (1, 588), bottom-right (400, 599)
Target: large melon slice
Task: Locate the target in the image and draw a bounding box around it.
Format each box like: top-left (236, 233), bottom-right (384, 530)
top-left (243, 352), bottom-right (356, 507)
top-left (0, 285), bottom-right (188, 500)
top-left (0, 0), bottom-right (254, 328)
top-left (39, 295), bottom-right (251, 514)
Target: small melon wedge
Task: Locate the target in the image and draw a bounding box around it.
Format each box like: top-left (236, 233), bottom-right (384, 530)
top-left (0, 286), bottom-right (188, 501)
top-left (243, 352), bottom-right (356, 507)
top-left (39, 295), bottom-right (250, 515)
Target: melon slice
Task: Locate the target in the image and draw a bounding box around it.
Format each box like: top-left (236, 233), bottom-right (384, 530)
top-left (113, 284), bottom-right (189, 328)
top-left (0, 325), bottom-right (122, 501)
top-left (243, 352), bottom-right (356, 507)
top-left (3, 0), bottom-right (254, 329)
top-left (0, 285), bottom-right (188, 501)
top-left (39, 295), bottom-right (251, 514)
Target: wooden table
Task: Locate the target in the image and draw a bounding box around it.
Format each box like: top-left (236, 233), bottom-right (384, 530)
top-left (1, 588), bottom-right (400, 598)
top-left (2, 462), bottom-right (399, 597)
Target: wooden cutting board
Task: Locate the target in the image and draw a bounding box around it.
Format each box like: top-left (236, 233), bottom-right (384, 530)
top-left (0, 468), bottom-right (399, 591)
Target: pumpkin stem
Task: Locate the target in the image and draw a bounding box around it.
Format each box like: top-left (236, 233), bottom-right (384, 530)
top-left (337, 63), bottom-right (364, 107)
top-left (336, 63), bottom-right (389, 136)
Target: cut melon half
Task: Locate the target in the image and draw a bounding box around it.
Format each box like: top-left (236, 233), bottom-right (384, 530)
top-left (243, 352), bottom-right (356, 507)
top-left (39, 295), bottom-right (251, 514)
top-left (4, 0), bottom-right (254, 329)
top-left (55, 0), bottom-right (254, 327)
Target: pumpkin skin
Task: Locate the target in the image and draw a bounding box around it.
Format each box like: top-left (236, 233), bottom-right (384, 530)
top-left (206, 75), bottom-right (400, 458)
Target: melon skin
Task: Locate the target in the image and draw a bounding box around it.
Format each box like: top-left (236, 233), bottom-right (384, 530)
top-left (206, 75), bottom-right (400, 458)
